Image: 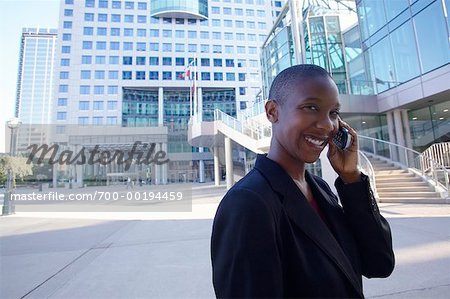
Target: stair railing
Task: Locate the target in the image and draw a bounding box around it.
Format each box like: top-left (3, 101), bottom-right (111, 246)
top-left (422, 142), bottom-right (450, 169)
top-left (358, 151), bottom-right (379, 200)
top-left (359, 136), bottom-right (449, 192)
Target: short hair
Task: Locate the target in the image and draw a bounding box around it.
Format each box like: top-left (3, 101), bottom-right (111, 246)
top-left (268, 64), bottom-right (333, 105)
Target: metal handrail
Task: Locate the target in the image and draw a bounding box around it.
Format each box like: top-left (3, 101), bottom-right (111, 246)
top-left (359, 135), bottom-right (449, 192)
top-left (358, 151), bottom-right (378, 200)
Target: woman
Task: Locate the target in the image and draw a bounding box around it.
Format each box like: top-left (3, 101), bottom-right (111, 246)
top-left (211, 64), bottom-right (394, 298)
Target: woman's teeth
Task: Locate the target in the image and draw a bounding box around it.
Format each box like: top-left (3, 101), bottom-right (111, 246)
top-left (305, 136), bottom-right (326, 146)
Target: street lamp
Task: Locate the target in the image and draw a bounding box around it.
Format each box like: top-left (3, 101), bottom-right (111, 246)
top-left (2, 117), bottom-right (21, 216)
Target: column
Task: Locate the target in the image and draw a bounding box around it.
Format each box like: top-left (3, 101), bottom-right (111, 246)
top-left (52, 163), bottom-right (58, 188)
top-left (199, 146), bottom-right (205, 183)
top-left (197, 87), bottom-right (203, 122)
top-left (162, 142), bottom-right (168, 184)
top-left (225, 137), bottom-right (234, 190)
top-left (76, 164), bottom-right (83, 188)
top-left (393, 109), bottom-right (406, 165)
top-left (158, 87), bottom-right (164, 126)
top-left (214, 146), bottom-right (220, 186)
top-left (401, 109), bottom-right (414, 167)
top-left (386, 111), bottom-right (398, 161)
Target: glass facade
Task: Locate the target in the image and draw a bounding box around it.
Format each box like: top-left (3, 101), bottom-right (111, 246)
top-left (354, 0), bottom-right (450, 93)
top-left (122, 88), bottom-right (159, 127)
top-left (150, 0), bottom-right (208, 19)
top-left (261, 26), bottom-right (295, 99)
top-left (408, 101), bottom-right (450, 152)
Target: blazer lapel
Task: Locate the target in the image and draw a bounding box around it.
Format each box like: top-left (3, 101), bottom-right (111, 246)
top-left (254, 155), bottom-right (363, 297)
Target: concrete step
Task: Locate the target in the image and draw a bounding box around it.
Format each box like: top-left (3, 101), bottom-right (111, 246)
top-left (376, 186), bottom-right (433, 192)
top-left (375, 172), bottom-right (416, 178)
top-left (379, 197), bottom-right (447, 204)
top-left (377, 191), bottom-right (441, 198)
top-left (372, 166), bottom-right (400, 171)
top-left (376, 177), bottom-right (423, 184)
top-left (375, 169), bottom-right (409, 175)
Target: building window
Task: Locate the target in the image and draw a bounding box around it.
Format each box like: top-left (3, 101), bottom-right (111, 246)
top-left (175, 57), bottom-right (185, 66)
top-left (214, 59), bottom-right (222, 67)
top-left (111, 14), bottom-right (121, 22)
top-left (95, 70), bottom-right (105, 79)
top-left (124, 15), bottom-right (134, 23)
top-left (62, 33), bottom-right (71, 41)
top-left (136, 42), bottom-right (146, 51)
top-left (58, 98), bottom-right (67, 106)
top-left (93, 101), bottom-right (104, 110)
top-left (163, 29), bottom-right (172, 38)
top-left (97, 27), bottom-right (107, 35)
top-left (214, 73), bottom-right (223, 81)
top-left (61, 46), bottom-right (71, 53)
top-left (200, 44), bottom-right (209, 53)
top-left (82, 41), bottom-right (93, 49)
top-left (200, 31), bottom-right (209, 39)
top-left (96, 41), bottom-right (106, 50)
top-left (162, 72), bottom-right (172, 80)
top-left (201, 72), bottom-right (211, 80)
top-left (136, 71), bottom-right (146, 80)
top-left (211, 7), bottom-right (220, 14)
top-left (98, 14), bottom-right (107, 22)
top-left (201, 58), bottom-right (210, 66)
top-left (125, 1), bottom-right (134, 9)
top-left (138, 15), bottom-right (146, 23)
top-left (108, 71), bottom-right (118, 79)
top-left (110, 41), bottom-right (120, 50)
top-left (78, 117), bottom-right (89, 126)
top-left (80, 70), bottom-right (91, 79)
top-left (107, 101), bottom-right (118, 110)
top-left (80, 85), bottom-right (90, 94)
top-left (106, 117), bottom-right (117, 125)
top-left (85, 0), bottom-right (94, 7)
top-left (173, 72), bottom-right (182, 80)
top-left (150, 29), bottom-right (159, 37)
top-left (188, 31), bottom-right (197, 38)
top-left (188, 44), bottom-right (197, 52)
top-left (212, 32), bottom-right (221, 39)
top-left (162, 57), bottom-right (172, 66)
top-left (225, 46), bottom-right (234, 54)
top-left (63, 21), bottom-right (72, 29)
top-left (225, 59), bottom-right (234, 67)
top-left (95, 55), bottom-right (106, 64)
top-left (59, 85), bottom-right (68, 93)
top-left (149, 57), bottom-right (159, 65)
top-left (123, 42), bottom-right (133, 50)
top-left (60, 71), bottom-right (69, 79)
top-left (175, 18), bottom-right (184, 24)
top-left (149, 71), bottom-right (159, 80)
top-left (99, 0), bottom-right (108, 8)
top-left (64, 9), bottom-right (73, 16)
top-left (175, 30), bottom-right (185, 38)
top-left (239, 73), bottom-right (246, 81)
top-left (150, 43), bottom-right (159, 51)
top-left (94, 85), bottom-right (105, 94)
top-left (93, 117), bottom-right (103, 126)
top-left (109, 56), bottom-right (119, 64)
top-left (151, 17), bottom-right (159, 24)
top-left (137, 29), bottom-right (146, 37)
top-left (57, 112), bottom-right (67, 120)
top-left (108, 86), bottom-right (118, 94)
top-left (79, 101), bottom-right (90, 110)
top-left (212, 19), bottom-right (221, 27)
top-left (224, 7), bottom-right (232, 15)
top-left (124, 28), bottom-right (133, 36)
top-left (136, 56), bottom-right (146, 65)
top-left (213, 45), bottom-right (222, 53)
top-left (122, 71), bottom-right (132, 80)
top-left (138, 2), bottom-right (147, 10)
top-left (175, 44), bottom-right (184, 52)
top-left (163, 17), bottom-right (172, 24)
top-left (81, 55), bottom-right (92, 64)
top-left (112, 1), bottom-right (121, 8)
top-left (239, 87), bottom-right (246, 95)
top-left (226, 73), bottom-right (235, 81)
top-left (84, 13), bottom-right (94, 21)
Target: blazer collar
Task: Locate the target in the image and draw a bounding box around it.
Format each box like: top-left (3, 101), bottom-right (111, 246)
top-left (254, 154), bottom-right (363, 297)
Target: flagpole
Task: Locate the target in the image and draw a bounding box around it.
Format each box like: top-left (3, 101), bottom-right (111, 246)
top-left (193, 58), bottom-right (197, 123)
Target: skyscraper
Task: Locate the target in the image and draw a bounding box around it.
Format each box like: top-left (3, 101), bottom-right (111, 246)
top-left (15, 28), bottom-right (57, 151)
top-left (52, 0), bottom-right (284, 184)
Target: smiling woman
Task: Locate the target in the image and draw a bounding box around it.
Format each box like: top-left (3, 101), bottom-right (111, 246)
top-left (211, 64), bottom-right (395, 299)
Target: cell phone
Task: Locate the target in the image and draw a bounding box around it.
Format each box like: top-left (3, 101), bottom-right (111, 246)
top-left (333, 126), bottom-right (352, 150)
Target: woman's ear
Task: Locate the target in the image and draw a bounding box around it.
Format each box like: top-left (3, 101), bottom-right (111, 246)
top-left (265, 100), bottom-right (279, 124)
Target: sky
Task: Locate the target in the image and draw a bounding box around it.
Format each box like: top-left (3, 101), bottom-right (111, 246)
top-left (0, 0), bottom-right (60, 152)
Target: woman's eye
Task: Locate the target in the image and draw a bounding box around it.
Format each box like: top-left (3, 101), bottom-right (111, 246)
top-left (304, 106), bottom-right (318, 111)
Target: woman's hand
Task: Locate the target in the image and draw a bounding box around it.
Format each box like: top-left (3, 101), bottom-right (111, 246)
top-left (327, 118), bottom-right (361, 183)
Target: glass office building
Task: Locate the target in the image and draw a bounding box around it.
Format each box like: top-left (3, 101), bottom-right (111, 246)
top-left (261, 0), bottom-right (449, 152)
top-left (52, 0), bottom-right (284, 183)
top-left (15, 28), bottom-right (57, 151)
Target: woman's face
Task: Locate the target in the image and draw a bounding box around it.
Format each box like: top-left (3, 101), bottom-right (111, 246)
top-left (272, 76), bottom-right (341, 164)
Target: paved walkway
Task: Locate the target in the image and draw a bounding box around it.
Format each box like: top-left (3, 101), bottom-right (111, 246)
top-left (1, 184), bottom-right (449, 298)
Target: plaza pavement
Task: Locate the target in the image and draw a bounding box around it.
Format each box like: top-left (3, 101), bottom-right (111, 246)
top-left (0, 183), bottom-right (449, 299)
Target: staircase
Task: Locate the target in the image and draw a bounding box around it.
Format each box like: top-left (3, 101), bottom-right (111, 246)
top-left (367, 155), bottom-right (445, 203)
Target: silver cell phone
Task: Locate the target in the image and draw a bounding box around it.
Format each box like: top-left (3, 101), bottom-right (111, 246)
top-left (333, 127), bottom-right (352, 150)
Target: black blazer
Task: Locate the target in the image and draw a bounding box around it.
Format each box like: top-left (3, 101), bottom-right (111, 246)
top-left (211, 154), bottom-right (394, 298)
